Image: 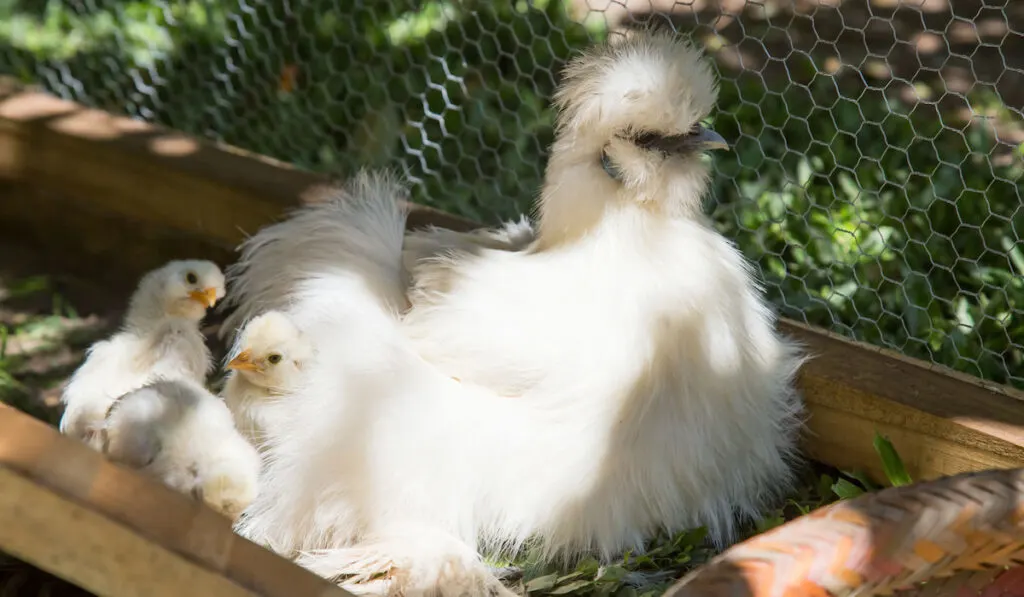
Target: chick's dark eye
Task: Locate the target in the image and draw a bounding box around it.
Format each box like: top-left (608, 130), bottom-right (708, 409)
top-left (267, 353), bottom-right (282, 365)
top-left (186, 272), bottom-right (198, 285)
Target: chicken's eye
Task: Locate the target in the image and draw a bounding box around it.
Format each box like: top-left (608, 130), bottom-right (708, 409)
top-left (185, 272), bottom-right (198, 285)
top-left (267, 353), bottom-right (282, 365)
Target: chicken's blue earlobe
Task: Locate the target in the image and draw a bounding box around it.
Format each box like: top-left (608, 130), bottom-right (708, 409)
top-left (600, 147), bottom-right (623, 181)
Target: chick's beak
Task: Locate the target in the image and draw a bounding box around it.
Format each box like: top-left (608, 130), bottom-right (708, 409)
top-left (226, 350), bottom-right (261, 372)
top-left (693, 125), bottom-right (729, 151)
top-left (188, 287), bottom-right (219, 308)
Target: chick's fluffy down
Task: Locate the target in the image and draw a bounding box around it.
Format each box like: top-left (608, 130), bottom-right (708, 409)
top-left (59, 260), bottom-right (225, 447)
top-left (103, 378), bottom-right (261, 521)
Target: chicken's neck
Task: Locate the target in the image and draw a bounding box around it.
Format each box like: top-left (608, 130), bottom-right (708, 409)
top-left (534, 149), bottom-right (623, 250)
top-left (122, 299), bottom-right (197, 336)
top-left (225, 370), bottom-right (286, 400)
top-left (534, 174), bottom-right (682, 252)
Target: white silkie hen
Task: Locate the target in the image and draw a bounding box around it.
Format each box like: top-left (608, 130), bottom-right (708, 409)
top-left (221, 310), bottom-right (315, 448)
top-left (226, 28), bottom-right (806, 597)
top-left (59, 260), bottom-right (225, 448)
top-left (101, 378), bottom-right (261, 522)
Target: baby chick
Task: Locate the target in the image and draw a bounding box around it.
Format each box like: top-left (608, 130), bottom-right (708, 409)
top-left (59, 260), bottom-right (225, 448)
top-left (102, 378), bottom-right (261, 522)
top-left (221, 310), bottom-right (314, 448)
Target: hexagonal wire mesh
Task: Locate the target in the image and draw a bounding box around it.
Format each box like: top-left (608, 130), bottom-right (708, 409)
top-left (0, 0), bottom-right (1021, 389)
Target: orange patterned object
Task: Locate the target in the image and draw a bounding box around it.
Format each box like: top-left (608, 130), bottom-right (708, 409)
top-left (665, 468), bottom-right (1024, 597)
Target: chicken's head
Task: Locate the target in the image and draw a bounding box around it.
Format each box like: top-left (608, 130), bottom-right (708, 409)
top-left (131, 259), bottom-right (226, 322)
top-left (163, 260), bottom-right (226, 320)
top-left (225, 310), bottom-right (313, 391)
top-left (539, 27), bottom-right (730, 237)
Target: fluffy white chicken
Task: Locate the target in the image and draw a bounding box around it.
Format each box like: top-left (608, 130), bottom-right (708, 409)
top-left (401, 28), bottom-right (808, 547)
top-left (221, 310), bottom-right (315, 448)
top-left (59, 260), bottom-right (225, 448)
top-left (101, 378), bottom-right (261, 521)
top-left (226, 29), bottom-right (806, 597)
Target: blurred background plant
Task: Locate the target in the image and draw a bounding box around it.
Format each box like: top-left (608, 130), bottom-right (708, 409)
top-left (0, 0), bottom-right (1021, 391)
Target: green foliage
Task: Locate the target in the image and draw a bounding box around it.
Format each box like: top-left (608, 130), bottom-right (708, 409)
top-left (510, 528), bottom-right (713, 596)
top-left (708, 62), bottom-right (1024, 390)
top-left (872, 431), bottom-right (913, 487)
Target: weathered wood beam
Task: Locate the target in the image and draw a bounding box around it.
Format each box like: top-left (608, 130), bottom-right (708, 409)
top-left (0, 404), bottom-right (356, 597)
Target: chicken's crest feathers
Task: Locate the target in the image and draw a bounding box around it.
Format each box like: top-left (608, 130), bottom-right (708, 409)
top-left (553, 28), bottom-right (717, 144)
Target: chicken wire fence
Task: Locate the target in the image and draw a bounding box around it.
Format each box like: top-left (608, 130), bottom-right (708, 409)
top-left (1, 0), bottom-right (1022, 389)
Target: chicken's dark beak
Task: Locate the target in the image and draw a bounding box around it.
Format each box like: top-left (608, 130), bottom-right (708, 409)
top-left (693, 125), bottom-right (729, 151)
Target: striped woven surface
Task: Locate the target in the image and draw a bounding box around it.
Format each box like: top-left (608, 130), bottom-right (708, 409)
top-left (665, 468), bottom-right (1024, 597)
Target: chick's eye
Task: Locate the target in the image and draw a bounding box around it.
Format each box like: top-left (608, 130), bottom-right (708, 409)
top-left (185, 272), bottom-right (198, 285)
top-left (267, 353), bottom-right (282, 365)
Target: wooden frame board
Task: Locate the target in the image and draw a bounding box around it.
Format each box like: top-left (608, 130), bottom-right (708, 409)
top-left (0, 404), bottom-right (355, 597)
top-left (1, 78), bottom-right (1023, 589)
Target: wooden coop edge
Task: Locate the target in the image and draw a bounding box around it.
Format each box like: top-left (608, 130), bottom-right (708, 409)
top-left (0, 404), bottom-right (355, 597)
top-left (0, 79), bottom-right (1022, 486)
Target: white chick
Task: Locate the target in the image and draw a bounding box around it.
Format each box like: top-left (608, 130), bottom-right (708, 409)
top-left (59, 260), bottom-right (225, 448)
top-left (225, 28), bottom-right (806, 597)
top-left (221, 310), bottom-right (314, 448)
top-left (101, 378), bottom-right (261, 522)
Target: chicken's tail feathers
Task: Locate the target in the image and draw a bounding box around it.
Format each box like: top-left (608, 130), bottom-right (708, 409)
top-left (219, 168), bottom-right (410, 342)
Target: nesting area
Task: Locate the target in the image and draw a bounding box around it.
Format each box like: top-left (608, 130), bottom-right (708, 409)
top-left (1, 11), bottom-right (1024, 593)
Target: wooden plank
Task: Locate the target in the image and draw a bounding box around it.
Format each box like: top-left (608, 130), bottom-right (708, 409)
top-left (782, 319), bottom-right (1024, 483)
top-left (0, 77), bottom-right (477, 251)
top-left (0, 404), bottom-right (354, 597)
top-left (0, 80), bottom-right (1022, 487)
